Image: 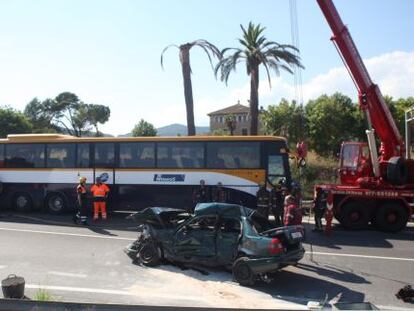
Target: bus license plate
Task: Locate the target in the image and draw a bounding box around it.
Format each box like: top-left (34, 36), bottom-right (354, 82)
top-left (291, 232), bottom-right (302, 239)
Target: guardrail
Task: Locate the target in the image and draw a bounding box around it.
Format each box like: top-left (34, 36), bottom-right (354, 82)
top-left (0, 299), bottom-right (289, 311)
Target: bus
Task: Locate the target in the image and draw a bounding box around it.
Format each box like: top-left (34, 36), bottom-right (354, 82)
top-left (0, 134), bottom-right (291, 213)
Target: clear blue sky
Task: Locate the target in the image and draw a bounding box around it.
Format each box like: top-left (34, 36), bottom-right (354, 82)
top-left (0, 0), bottom-right (413, 135)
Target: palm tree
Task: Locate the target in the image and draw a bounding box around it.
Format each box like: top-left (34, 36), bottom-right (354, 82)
top-left (215, 22), bottom-right (303, 135)
top-left (161, 40), bottom-right (221, 136)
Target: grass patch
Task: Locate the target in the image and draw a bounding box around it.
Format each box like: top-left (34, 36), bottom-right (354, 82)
top-left (34, 288), bottom-right (54, 301)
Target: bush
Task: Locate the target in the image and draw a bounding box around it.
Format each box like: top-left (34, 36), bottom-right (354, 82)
top-left (291, 152), bottom-right (338, 199)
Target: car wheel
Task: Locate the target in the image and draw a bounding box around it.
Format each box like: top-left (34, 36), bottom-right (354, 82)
top-left (139, 242), bottom-right (162, 267)
top-left (13, 192), bottom-right (33, 212)
top-left (232, 257), bottom-right (255, 286)
top-left (374, 203), bottom-right (408, 233)
top-left (46, 193), bottom-right (67, 214)
top-left (340, 201), bottom-right (369, 230)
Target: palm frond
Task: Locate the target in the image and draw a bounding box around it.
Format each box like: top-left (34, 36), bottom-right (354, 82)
top-left (190, 39), bottom-right (222, 70)
top-left (218, 21), bottom-right (304, 93)
top-left (160, 44), bottom-right (179, 70)
top-left (215, 49), bottom-right (244, 84)
top-left (256, 51), bottom-right (273, 88)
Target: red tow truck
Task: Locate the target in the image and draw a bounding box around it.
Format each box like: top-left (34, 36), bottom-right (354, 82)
top-left (314, 0), bottom-right (414, 232)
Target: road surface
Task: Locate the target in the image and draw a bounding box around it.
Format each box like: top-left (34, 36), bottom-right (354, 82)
top-left (0, 212), bottom-right (413, 309)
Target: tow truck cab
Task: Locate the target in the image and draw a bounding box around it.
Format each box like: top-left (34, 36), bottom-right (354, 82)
top-left (339, 142), bottom-right (372, 186)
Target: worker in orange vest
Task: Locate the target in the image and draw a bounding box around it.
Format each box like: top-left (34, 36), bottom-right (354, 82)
top-left (91, 177), bottom-right (110, 221)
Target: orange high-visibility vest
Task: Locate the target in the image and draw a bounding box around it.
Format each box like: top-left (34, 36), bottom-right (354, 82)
top-left (91, 184), bottom-right (109, 197)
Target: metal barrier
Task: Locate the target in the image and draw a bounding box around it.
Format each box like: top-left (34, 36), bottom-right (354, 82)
top-left (0, 299), bottom-right (290, 311)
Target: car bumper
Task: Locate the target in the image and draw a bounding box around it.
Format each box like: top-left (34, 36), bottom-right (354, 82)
top-left (245, 247), bottom-right (305, 274)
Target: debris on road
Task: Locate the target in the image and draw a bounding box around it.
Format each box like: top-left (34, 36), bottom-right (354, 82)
top-left (396, 285), bottom-right (414, 303)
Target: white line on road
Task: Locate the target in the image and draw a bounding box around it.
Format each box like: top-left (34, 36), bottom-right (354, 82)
top-left (0, 265), bottom-right (7, 269)
top-left (0, 227), bottom-right (135, 241)
top-left (48, 271), bottom-right (87, 278)
top-left (307, 251), bottom-right (414, 262)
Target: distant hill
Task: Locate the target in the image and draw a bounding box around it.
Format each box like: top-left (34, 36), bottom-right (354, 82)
top-left (118, 123), bottom-right (210, 137)
top-left (157, 124), bottom-right (210, 136)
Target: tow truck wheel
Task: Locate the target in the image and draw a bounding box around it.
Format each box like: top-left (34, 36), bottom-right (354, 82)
top-left (340, 201), bottom-right (369, 230)
top-left (374, 203), bottom-right (408, 233)
top-left (139, 242), bottom-right (161, 267)
top-left (232, 257), bottom-right (255, 286)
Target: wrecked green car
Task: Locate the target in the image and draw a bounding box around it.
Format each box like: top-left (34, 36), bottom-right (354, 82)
top-left (125, 203), bottom-right (305, 286)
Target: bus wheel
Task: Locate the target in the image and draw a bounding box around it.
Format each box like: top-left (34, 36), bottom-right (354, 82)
top-left (46, 193), bottom-right (67, 214)
top-left (374, 203), bottom-right (408, 233)
top-left (13, 192), bottom-right (33, 212)
top-left (340, 201), bottom-right (369, 230)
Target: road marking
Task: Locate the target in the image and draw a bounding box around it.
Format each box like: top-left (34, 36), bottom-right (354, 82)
top-left (307, 251), bottom-right (414, 262)
top-left (0, 265), bottom-right (7, 269)
top-left (0, 227), bottom-right (135, 241)
top-left (48, 271), bottom-right (87, 278)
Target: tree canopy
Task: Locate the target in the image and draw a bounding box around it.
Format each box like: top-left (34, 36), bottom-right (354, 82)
top-left (215, 22), bottom-right (303, 135)
top-left (161, 40), bottom-right (221, 136)
top-left (132, 119), bottom-right (157, 137)
top-left (262, 99), bottom-right (306, 147)
top-left (0, 107), bottom-right (32, 138)
top-left (24, 92), bottom-right (111, 137)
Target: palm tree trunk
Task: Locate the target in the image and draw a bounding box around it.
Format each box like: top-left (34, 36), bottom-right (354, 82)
top-left (180, 47), bottom-right (196, 136)
top-left (249, 65), bottom-right (259, 135)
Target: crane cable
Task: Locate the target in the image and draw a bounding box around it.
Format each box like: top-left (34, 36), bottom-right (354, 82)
top-left (290, 0), bottom-right (315, 262)
top-left (289, 0), bottom-right (304, 107)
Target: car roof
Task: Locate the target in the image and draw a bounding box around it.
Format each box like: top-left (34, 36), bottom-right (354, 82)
top-left (194, 203), bottom-right (254, 218)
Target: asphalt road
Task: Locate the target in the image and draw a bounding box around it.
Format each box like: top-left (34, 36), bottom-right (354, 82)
top-left (0, 212), bottom-right (413, 310)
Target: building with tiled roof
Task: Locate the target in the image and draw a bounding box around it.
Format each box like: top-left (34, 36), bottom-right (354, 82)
top-left (208, 101), bottom-right (260, 135)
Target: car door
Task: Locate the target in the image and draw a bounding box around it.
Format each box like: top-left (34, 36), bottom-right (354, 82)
top-left (216, 217), bottom-right (242, 265)
top-left (173, 216), bottom-right (217, 260)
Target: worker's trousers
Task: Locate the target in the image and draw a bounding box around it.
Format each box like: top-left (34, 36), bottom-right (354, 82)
top-left (93, 201), bottom-right (107, 220)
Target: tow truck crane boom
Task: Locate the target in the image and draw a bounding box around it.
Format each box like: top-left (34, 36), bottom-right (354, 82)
top-left (317, 0), bottom-right (405, 161)
top-left (313, 0), bottom-right (413, 232)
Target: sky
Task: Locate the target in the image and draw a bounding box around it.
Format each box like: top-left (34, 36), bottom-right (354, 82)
top-left (0, 0), bottom-right (413, 136)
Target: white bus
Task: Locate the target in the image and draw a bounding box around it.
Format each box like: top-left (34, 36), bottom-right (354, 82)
top-left (0, 134), bottom-right (291, 213)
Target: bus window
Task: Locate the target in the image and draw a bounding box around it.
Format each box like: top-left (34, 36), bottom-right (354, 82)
top-left (207, 142), bottom-right (260, 169)
top-left (267, 155), bottom-right (286, 186)
top-left (268, 155), bottom-right (284, 175)
top-left (46, 144), bottom-right (76, 168)
top-left (5, 144), bottom-right (45, 168)
top-left (120, 142), bottom-right (155, 168)
top-left (94, 143), bottom-right (114, 168)
top-left (77, 144), bottom-right (90, 168)
top-left (0, 144), bottom-right (4, 167)
top-left (157, 142), bottom-right (204, 168)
